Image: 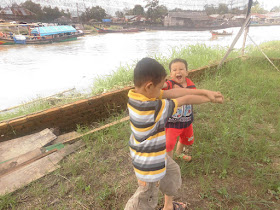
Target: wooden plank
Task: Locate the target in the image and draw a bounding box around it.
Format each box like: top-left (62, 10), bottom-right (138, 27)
top-left (0, 148), bottom-right (42, 176)
top-left (0, 141), bottom-right (85, 196)
top-left (52, 131), bottom-right (79, 145)
top-left (0, 128), bottom-right (57, 163)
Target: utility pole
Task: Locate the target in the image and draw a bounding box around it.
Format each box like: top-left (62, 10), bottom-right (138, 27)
top-left (76, 3), bottom-right (79, 23)
top-left (241, 0), bottom-right (253, 56)
top-left (218, 0), bottom-right (253, 69)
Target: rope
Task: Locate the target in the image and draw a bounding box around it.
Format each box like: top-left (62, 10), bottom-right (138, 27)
top-left (247, 34), bottom-right (280, 72)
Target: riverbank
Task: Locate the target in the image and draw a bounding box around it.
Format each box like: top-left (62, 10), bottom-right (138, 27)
top-left (0, 41), bottom-right (279, 209)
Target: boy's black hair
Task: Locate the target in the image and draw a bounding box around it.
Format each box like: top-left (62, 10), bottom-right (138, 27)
top-left (169, 58), bottom-right (188, 71)
top-left (134, 57), bottom-right (167, 87)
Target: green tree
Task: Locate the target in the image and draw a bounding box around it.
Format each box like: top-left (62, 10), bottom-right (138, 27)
top-left (42, 6), bottom-right (62, 22)
top-left (132, 5), bottom-right (144, 16)
top-left (217, 3), bottom-right (229, 14)
top-left (123, 7), bottom-right (133, 15)
top-left (204, 4), bottom-right (216, 15)
top-left (271, 6), bottom-right (280, 12)
top-left (252, 0), bottom-right (260, 7)
top-left (81, 6), bottom-right (107, 22)
top-left (145, 0), bottom-right (159, 9)
top-left (115, 11), bottom-right (124, 18)
top-left (169, 8), bottom-right (185, 12)
top-left (21, 0), bottom-right (43, 20)
top-left (145, 0), bottom-right (167, 23)
top-left (251, 2), bottom-right (267, 14)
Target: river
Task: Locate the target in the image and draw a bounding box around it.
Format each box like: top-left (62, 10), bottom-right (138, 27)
top-left (0, 25), bottom-right (279, 110)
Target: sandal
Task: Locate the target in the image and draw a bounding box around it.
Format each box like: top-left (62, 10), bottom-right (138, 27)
top-left (174, 153), bottom-right (192, 162)
top-left (158, 201), bottom-right (187, 210)
top-left (173, 201), bottom-right (187, 210)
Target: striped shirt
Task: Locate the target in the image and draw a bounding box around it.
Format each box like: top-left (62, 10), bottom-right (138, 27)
top-left (127, 89), bottom-right (178, 182)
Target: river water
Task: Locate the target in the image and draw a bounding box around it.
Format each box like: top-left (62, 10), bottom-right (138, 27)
top-left (0, 25), bottom-right (279, 110)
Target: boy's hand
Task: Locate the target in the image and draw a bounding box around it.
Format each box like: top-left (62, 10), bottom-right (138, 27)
top-left (214, 95), bottom-right (224, 103)
top-left (206, 91), bottom-right (224, 103)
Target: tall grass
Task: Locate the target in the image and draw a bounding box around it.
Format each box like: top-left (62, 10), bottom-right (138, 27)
top-left (246, 40), bottom-right (280, 58)
top-left (90, 44), bottom-right (240, 96)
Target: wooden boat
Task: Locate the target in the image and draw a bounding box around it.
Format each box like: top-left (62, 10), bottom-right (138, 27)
top-left (95, 26), bottom-right (139, 33)
top-left (210, 30), bottom-right (233, 36)
top-left (0, 25), bottom-right (83, 45)
top-left (0, 37), bottom-right (14, 45)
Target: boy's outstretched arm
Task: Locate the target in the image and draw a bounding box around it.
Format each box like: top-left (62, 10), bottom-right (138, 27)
top-left (163, 88), bottom-right (223, 102)
top-left (176, 94), bottom-right (223, 107)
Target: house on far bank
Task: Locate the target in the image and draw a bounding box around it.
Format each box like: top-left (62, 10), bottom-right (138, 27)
top-left (0, 5), bottom-right (35, 22)
top-left (265, 12), bottom-right (280, 24)
top-left (164, 11), bottom-right (211, 28)
top-left (54, 16), bottom-right (72, 25)
top-left (251, 13), bottom-right (266, 24)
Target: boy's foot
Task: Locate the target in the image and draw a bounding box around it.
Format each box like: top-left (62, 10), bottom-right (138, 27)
top-left (159, 201), bottom-right (187, 210)
top-left (174, 153), bottom-right (192, 162)
top-left (173, 201), bottom-right (187, 209)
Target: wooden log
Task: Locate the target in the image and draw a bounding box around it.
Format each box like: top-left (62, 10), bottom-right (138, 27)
top-left (0, 141), bottom-right (85, 196)
top-left (0, 128), bottom-right (56, 163)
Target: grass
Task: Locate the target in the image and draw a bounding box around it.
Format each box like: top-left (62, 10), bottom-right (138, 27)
top-left (0, 41), bottom-right (280, 209)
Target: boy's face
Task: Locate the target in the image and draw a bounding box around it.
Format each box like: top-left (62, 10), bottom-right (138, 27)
top-left (170, 62), bottom-right (188, 84)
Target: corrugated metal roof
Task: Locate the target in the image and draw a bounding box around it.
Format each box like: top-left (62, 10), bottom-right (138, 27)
top-left (0, 7), bottom-right (35, 16)
top-left (31, 26), bottom-right (77, 36)
top-left (168, 11), bottom-right (210, 21)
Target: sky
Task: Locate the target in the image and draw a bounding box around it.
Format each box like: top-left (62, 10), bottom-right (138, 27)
top-left (1, 0), bottom-right (279, 15)
top-left (258, 0), bottom-right (279, 11)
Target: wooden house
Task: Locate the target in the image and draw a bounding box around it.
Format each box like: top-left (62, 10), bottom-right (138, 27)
top-left (0, 6), bottom-right (35, 21)
top-left (164, 11), bottom-right (211, 28)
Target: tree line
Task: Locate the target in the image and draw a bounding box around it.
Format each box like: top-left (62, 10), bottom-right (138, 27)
top-left (2, 0), bottom-right (279, 23)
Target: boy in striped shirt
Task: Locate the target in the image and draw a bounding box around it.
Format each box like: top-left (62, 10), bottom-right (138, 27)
top-left (125, 57), bottom-right (223, 210)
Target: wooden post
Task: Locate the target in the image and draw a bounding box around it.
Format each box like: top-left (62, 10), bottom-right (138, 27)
top-left (217, 15), bottom-right (251, 69)
top-left (242, 0), bottom-right (253, 56)
top-left (218, 0), bottom-right (253, 69)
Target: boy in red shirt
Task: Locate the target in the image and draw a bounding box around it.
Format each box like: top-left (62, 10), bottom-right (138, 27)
top-left (163, 58), bottom-right (196, 162)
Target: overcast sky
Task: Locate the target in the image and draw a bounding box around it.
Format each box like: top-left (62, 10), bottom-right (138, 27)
top-left (257, 0), bottom-right (279, 11)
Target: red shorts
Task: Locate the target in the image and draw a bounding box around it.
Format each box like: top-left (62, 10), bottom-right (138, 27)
top-left (165, 124), bottom-right (194, 152)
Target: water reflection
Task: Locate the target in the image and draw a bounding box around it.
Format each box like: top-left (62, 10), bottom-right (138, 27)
top-left (0, 26), bottom-right (279, 109)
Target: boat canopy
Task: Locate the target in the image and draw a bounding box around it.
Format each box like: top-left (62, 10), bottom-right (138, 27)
top-left (31, 25), bottom-right (77, 36)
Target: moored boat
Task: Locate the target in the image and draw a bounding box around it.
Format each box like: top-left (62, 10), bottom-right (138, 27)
top-left (210, 30), bottom-right (233, 36)
top-left (0, 25), bottom-right (84, 45)
top-left (94, 26), bottom-right (139, 33)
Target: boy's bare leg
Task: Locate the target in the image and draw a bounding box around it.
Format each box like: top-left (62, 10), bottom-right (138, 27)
top-left (175, 141), bottom-right (184, 155)
top-left (163, 194), bottom-right (173, 210)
